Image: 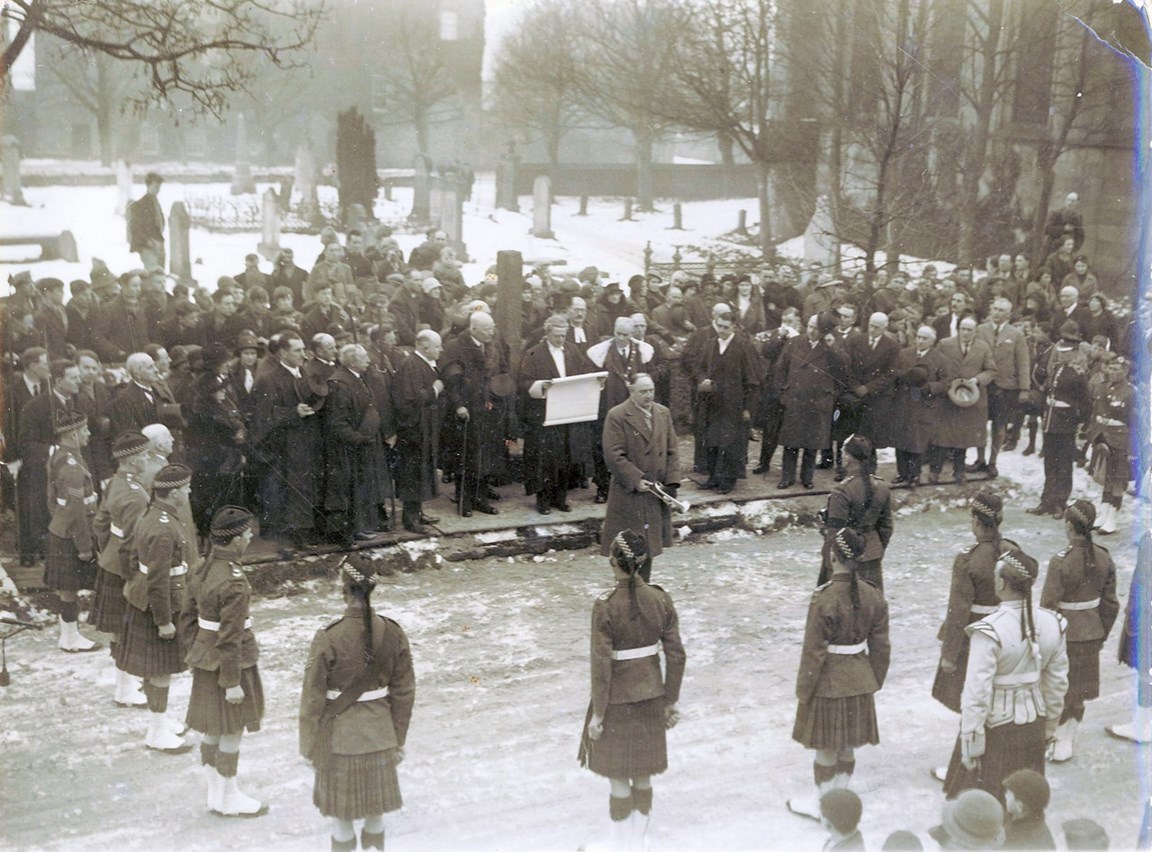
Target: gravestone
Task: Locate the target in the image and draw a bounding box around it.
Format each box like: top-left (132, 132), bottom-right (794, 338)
top-left (531, 175), bottom-right (554, 239)
top-left (115, 160), bottom-right (132, 216)
top-left (429, 172), bottom-right (443, 226)
top-left (295, 144), bottom-right (320, 225)
top-left (441, 174), bottom-right (467, 260)
top-left (230, 113), bottom-right (256, 195)
top-left (410, 155), bottom-right (431, 224)
top-left (169, 201), bottom-right (192, 283)
top-left (258, 188), bottom-right (281, 261)
top-left (495, 149), bottom-right (520, 212)
top-left (1, 136), bottom-right (25, 205)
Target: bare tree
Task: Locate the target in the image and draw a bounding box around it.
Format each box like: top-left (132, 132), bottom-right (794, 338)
top-left (490, 0), bottom-right (582, 167)
top-left (568, 0), bottom-right (688, 212)
top-left (42, 49), bottom-right (138, 165)
top-left (1, 0), bottom-right (325, 116)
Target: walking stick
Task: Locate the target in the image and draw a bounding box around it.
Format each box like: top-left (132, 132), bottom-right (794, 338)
top-left (458, 414), bottom-right (469, 517)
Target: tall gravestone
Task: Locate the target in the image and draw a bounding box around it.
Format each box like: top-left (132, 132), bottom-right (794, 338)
top-left (495, 147), bottom-right (520, 212)
top-left (531, 175), bottom-right (554, 239)
top-left (115, 160), bottom-right (132, 216)
top-left (169, 201), bottom-right (192, 283)
top-left (410, 155), bottom-right (431, 224)
top-left (258, 188), bottom-right (281, 261)
top-left (230, 113), bottom-right (256, 195)
top-left (1, 136), bottom-right (25, 205)
top-left (295, 144), bottom-right (320, 225)
top-left (429, 172), bottom-right (443, 226)
top-left (441, 174), bottom-right (467, 260)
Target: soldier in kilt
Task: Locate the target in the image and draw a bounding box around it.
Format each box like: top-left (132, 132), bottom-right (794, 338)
top-left (116, 463), bottom-right (193, 754)
top-left (818, 435), bottom-right (893, 591)
top-left (788, 529), bottom-right (890, 821)
top-left (929, 491), bottom-right (1017, 782)
top-left (300, 555), bottom-right (416, 852)
top-left (1040, 501), bottom-right (1118, 762)
top-left (45, 411), bottom-right (103, 653)
top-left (90, 431), bottom-right (151, 707)
top-left (578, 530), bottom-right (686, 848)
top-left (1086, 354), bottom-right (1133, 535)
top-left (180, 506), bottom-right (267, 817)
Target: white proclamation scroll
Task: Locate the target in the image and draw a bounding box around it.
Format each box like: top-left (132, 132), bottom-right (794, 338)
top-left (531, 371), bottom-right (608, 426)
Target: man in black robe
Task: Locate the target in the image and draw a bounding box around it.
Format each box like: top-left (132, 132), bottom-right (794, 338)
top-left (391, 330), bottom-right (445, 534)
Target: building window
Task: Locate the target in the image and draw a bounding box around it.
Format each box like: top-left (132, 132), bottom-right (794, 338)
top-left (186, 127), bottom-right (207, 158)
top-left (440, 10), bottom-right (459, 41)
top-left (372, 72), bottom-right (388, 112)
top-left (139, 124), bottom-right (160, 156)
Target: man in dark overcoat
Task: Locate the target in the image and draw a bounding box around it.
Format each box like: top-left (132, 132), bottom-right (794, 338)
top-left (518, 314), bottom-right (597, 515)
top-left (599, 374), bottom-right (679, 563)
top-left (924, 317), bottom-right (996, 483)
top-left (847, 312), bottom-right (900, 450)
top-left (93, 272), bottom-right (150, 364)
top-left (891, 326), bottom-right (942, 487)
top-left (775, 313), bottom-right (848, 489)
top-left (681, 302), bottom-right (727, 473)
top-left (972, 297), bottom-right (1031, 478)
top-left (107, 352), bottom-right (160, 440)
top-left (323, 344), bottom-right (386, 544)
top-left (440, 313), bottom-right (509, 516)
top-left (249, 331), bottom-right (322, 547)
top-left (391, 330), bottom-right (445, 533)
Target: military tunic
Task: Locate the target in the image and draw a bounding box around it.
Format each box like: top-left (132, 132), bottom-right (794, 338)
top-left (44, 447), bottom-right (98, 593)
top-left (300, 606), bottom-right (416, 820)
top-left (89, 471), bottom-right (148, 634)
top-left (819, 474), bottom-right (893, 590)
top-left (116, 500), bottom-right (189, 677)
top-left (1036, 351), bottom-right (1091, 511)
top-left (1087, 379), bottom-right (1133, 499)
top-left (181, 545), bottom-right (264, 735)
top-left (1040, 542), bottom-right (1118, 707)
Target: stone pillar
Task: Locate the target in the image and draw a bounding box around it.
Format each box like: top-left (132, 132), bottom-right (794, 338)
top-left (230, 113), bottom-right (256, 195)
top-left (1, 136), bottom-right (25, 205)
top-left (295, 144), bottom-right (319, 223)
top-left (495, 153), bottom-right (520, 212)
top-left (531, 175), bottom-right (554, 239)
top-left (115, 160), bottom-right (133, 216)
top-left (169, 201), bottom-right (192, 283)
top-left (428, 172), bottom-right (443, 227)
top-left (410, 155), bottom-right (431, 224)
top-left (495, 250), bottom-right (525, 361)
top-left (442, 175), bottom-right (467, 261)
top-left (258, 188), bottom-right (281, 261)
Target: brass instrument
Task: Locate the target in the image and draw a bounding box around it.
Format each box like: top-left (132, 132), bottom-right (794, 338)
top-left (643, 480), bottom-right (691, 514)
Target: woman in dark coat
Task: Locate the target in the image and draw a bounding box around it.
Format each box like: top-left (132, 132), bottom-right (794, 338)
top-left (185, 373), bottom-right (246, 538)
top-left (301, 555), bottom-right (416, 852)
top-left (788, 528), bottom-right (890, 821)
top-left (1040, 500), bottom-right (1118, 762)
top-left (180, 506), bottom-right (267, 816)
top-left (579, 530), bottom-right (686, 848)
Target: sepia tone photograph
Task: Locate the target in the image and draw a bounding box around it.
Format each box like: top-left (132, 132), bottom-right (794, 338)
top-left (0, 0), bottom-right (1150, 848)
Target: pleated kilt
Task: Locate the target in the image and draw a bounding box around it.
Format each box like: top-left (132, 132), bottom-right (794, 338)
top-left (792, 693), bottom-right (880, 751)
top-left (89, 568), bottom-right (127, 635)
top-left (44, 533), bottom-right (96, 593)
top-left (115, 604), bottom-right (186, 678)
top-left (313, 750), bottom-right (403, 820)
top-left (578, 697), bottom-right (668, 779)
top-left (931, 642), bottom-right (970, 714)
top-left (185, 666), bottom-right (264, 736)
top-left (1066, 640), bottom-right (1103, 704)
top-left (943, 718), bottom-right (1046, 804)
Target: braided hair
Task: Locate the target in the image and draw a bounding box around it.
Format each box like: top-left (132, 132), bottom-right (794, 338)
top-left (611, 530), bottom-right (650, 620)
top-left (1065, 500), bottom-right (1099, 585)
top-left (832, 528), bottom-right (866, 609)
top-left (998, 550), bottom-right (1041, 667)
top-left (342, 555), bottom-right (378, 664)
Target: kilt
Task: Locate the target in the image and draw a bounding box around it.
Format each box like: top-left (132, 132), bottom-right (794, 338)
top-left (792, 693), bottom-right (879, 751)
top-left (1065, 640), bottom-right (1103, 705)
top-left (44, 534), bottom-right (97, 593)
top-left (942, 718), bottom-right (1046, 804)
top-left (313, 750), bottom-right (403, 820)
top-left (89, 568), bottom-right (127, 635)
top-left (931, 642), bottom-right (970, 714)
top-left (185, 666), bottom-right (264, 736)
top-left (579, 698), bottom-right (668, 779)
top-left (115, 604), bottom-right (187, 678)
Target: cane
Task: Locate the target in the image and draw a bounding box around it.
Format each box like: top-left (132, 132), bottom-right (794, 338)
top-left (458, 414), bottom-right (469, 517)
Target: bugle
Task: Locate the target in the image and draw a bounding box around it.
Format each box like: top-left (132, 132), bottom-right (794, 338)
top-left (643, 480), bottom-right (691, 514)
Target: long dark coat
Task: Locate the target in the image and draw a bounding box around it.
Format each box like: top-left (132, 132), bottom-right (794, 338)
top-left (391, 354), bottom-right (444, 502)
top-left (185, 377), bottom-right (245, 535)
top-left (517, 340), bottom-right (596, 495)
top-left (323, 366), bottom-right (385, 529)
top-left (848, 333), bottom-right (900, 449)
top-left (108, 381), bottom-right (159, 442)
top-left (686, 334), bottom-right (760, 450)
top-left (440, 334), bottom-right (511, 481)
top-left (250, 361), bottom-right (322, 533)
top-left (891, 345), bottom-right (942, 455)
top-left (600, 399), bottom-right (679, 558)
top-left (925, 336), bottom-right (996, 449)
top-left (775, 336), bottom-right (848, 449)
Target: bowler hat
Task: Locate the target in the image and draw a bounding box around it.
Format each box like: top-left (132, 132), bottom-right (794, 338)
top-left (939, 789), bottom-right (1005, 849)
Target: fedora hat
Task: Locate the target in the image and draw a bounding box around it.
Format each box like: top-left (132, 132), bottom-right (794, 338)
top-left (948, 377), bottom-right (980, 408)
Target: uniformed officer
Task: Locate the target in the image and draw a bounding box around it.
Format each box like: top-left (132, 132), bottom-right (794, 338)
top-left (942, 549), bottom-right (1069, 804)
top-left (90, 431), bottom-right (151, 707)
top-left (929, 492), bottom-right (1017, 781)
top-left (789, 529), bottom-right (890, 822)
top-left (116, 463), bottom-right (193, 754)
top-left (1028, 321), bottom-right (1091, 517)
top-left (1039, 501), bottom-right (1119, 762)
top-left (818, 435), bottom-right (893, 590)
top-left (300, 555), bottom-right (416, 852)
top-left (181, 505), bottom-right (267, 816)
top-left (1086, 354), bottom-right (1134, 534)
top-left (579, 529), bottom-right (686, 849)
top-left (44, 410), bottom-right (102, 653)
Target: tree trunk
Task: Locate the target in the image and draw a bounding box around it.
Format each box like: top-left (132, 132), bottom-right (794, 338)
top-left (96, 111), bottom-right (113, 167)
top-left (547, 133), bottom-right (561, 168)
top-left (718, 133), bottom-right (735, 168)
top-left (414, 106), bottom-right (430, 158)
top-left (757, 160), bottom-right (773, 257)
top-left (1029, 144), bottom-right (1058, 267)
top-left (634, 125), bottom-right (655, 212)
